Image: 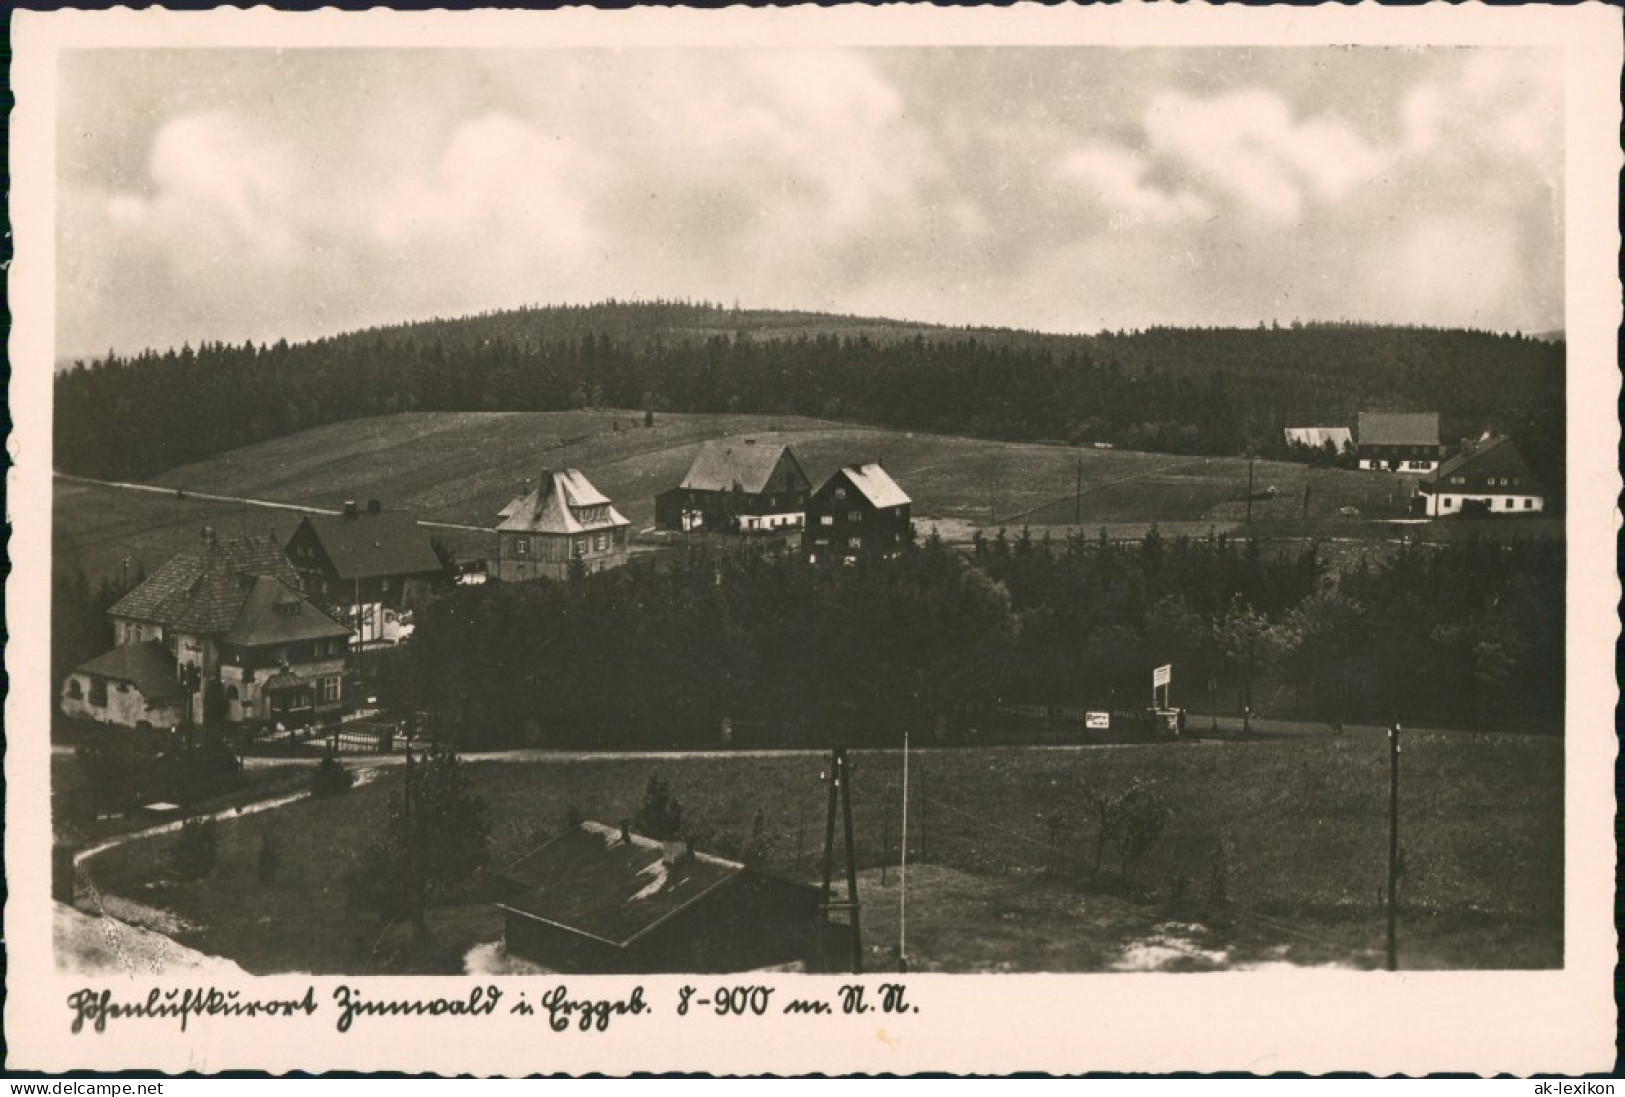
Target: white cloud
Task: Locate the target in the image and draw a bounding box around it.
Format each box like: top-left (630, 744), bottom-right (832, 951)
top-left (1058, 145), bottom-right (1213, 226)
top-left (1143, 89), bottom-right (1385, 221)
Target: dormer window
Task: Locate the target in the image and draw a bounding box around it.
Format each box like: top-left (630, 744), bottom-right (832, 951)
top-left (276, 601), bottom-right (301, 617)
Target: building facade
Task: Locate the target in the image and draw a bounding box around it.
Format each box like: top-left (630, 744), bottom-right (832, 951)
top-left (1419, 435), bottom-right (1546, 517)
top-left (1356, 412), bottom-right (1442, 472)
top-left (803, 463), bottom-right (913, 565)
top-left (654, 439), bottom-right (812, 533)
top-left (493, 469), bottom-right (631, 582)
top-left (60, 641), bottom-right (187, 730)
top-left (79, 529), bottom-right (352, 730)
top-left (285, 500), bottom-right (445, 644)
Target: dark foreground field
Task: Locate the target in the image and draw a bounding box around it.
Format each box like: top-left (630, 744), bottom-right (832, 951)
top-left (75, 729), bottom-right (1561, 975)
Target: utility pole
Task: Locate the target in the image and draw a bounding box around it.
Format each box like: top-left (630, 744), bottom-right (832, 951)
top-left (899, 730), bottom-right (910, 967)
top-left (819, 747), bottom-right (863, 974)
top-left (1386, 723), bottom-right (1402, 971)
top-left (1245, 455), bottom-right (1256, 525)
top-left (1074, 458), bottom-right (1083, 527)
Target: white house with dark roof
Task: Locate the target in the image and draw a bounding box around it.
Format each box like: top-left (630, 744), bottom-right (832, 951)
top-left (654, 438), bottom-right (812, 533)
top-left (803, 462), bottom-right (913, 565)
top-left (493, 469), bottom-right (631, 582)
top-left (1419, 435), bottom-right (1546, 517)
top-left (1356, 412), bottom-right (1442, 472)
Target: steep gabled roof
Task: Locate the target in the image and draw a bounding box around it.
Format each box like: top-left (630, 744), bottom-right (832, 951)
top-left (223, 575), bottom-right (351, 648)
top-left (831, 463), bottom-right (911, 509)
top-left (496, 470), bottom-right (630, 536)
top-left (1284, 426), bottom-right (1353, 450)
top-left (72, 641), bottom-right (184, 700)
top-left (498, 822), bottom-right (743, 948)
top-left (1423, 435), bottom-right (1542, 492)
top-left (293, 510), bottom-right (443, 581)
top-left (109, 534), bottom-right (302, 634)
top-left (1357, 412), bottom-right (1440, 448)
top-left (678, 440), bottom-right (809, 495)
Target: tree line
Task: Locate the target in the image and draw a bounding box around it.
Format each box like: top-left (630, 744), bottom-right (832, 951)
top-left (374, 530), bottom-right (1561, 751)
top-left (55, 303), bottom-right (1564, 492)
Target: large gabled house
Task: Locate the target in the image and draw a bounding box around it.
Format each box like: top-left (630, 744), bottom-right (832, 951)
top-left (1356, 412), bottom-right (1442, 473)
top-left (71, 529), bottom-right (352, 730)
top-left (493, 469), bottom-right (631, 582)
top-left (1419, 435), bottom-right (1546, 517)
top-left (285, 500), bottom-right (445, 644)
top-left (654, 439), bottom-right (812, 533)
top-left (803, 463), bottom-right (913, 565)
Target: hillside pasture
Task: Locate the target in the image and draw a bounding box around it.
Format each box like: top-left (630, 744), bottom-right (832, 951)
top-left (56, 411), bottom-right (1420, 583)
top-left (79, 730), bottom-right (1561, 975)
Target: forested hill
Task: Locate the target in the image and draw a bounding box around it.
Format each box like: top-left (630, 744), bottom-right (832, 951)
top-left (55, 301), bottom-right (1564, 489)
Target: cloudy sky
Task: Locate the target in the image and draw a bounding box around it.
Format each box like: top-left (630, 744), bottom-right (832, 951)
top-left (57, 46), bottom-right (1563, 359)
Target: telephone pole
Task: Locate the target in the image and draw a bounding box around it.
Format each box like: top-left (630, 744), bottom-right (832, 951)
top-left (1245, 455), bottom-right (1256, 525)
top-left (1074, 458), bottom-right (1083, 527)
top-left (820, 747), bottom-right (863, 974)
top-left (1386, 723), bottom-right (1402, 971)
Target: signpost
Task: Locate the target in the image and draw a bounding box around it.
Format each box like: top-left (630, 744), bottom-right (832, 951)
top-left (1152, 664), bottom-right (1172, 709)
top-left (1085, 712), bottom-right (1110, 731)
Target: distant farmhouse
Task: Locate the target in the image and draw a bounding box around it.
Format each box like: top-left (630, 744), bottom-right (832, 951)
top-left (655, 438), bottom-right (812, 534)
top-left (285, 500), bottom-right (444, 645)
top-left (803, 463), bottom-right (913, 565)
top-left (1356, 412), bottom-right (1442, 472)
top-left (1283, 426), bottom-right (1354, 456)
top-left (1418, 435), bottom-right (1546, 517)
top-left (497, 821), bottom-right (832, 974)
top-left (65, 530), bottom-right (350, 730)
top-left (493, 469), bottom-right (630, 582)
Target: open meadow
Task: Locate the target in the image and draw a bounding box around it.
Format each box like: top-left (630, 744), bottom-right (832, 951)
top-left (77, 729), bottom-right (1561, 975)
top-left (55, 410), bottom-right (1427, 584)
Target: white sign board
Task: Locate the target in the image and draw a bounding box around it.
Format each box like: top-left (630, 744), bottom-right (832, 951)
top-left (1153, 664), bottom-right (1173, 688)
top-left (1085, 712), bottom-right (1110, 730)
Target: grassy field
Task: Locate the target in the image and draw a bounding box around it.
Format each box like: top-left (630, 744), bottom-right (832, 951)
top-left (79, 730), bottom-right (1561, 974)
top-left (56, 410), bottom-right (1430, 583)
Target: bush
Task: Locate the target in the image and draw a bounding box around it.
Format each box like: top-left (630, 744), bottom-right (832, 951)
top-left (171, 817), bottom-right (219, 880)
top-left (634, 774), bottom-right (684, 840)
top-left (311, 753), bottom-right (355, 799)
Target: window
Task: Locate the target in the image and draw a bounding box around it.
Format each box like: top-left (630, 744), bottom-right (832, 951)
top-left (834, 488), bottom-right (846, 501)
top-left (1524, 499), bottom-right (1533, 509)
top-left (515, 537), bottom-right (530, 556)
top-left (67, 678), bottom-right (83, 700)
top-left (89, 679), bottom-right (108, 707)
top-left (849, 536), bottom-right (863, 549)
top-left (276, 601), bottom-right (301, 617)
top-left (517, 563), bottom-right (527, 578)
top-left (321, 676), bottom-right (341, 703)
top-left (820, 515), bottom-right (834, 527)
top-left (574, 538), bottom-right (587, 557)
top-left (769, 496), bottom-right (777, 508)
top-left (1443, 497), bottom-right (1455, 509)
top-left (594, 532), bottom-right (608, 552)
top-left (226, 685), bottom-right (239, 702)
top-left (848, 511), bottom-right (863, 522)
top-left (381, 578), bottom-right (392, 593)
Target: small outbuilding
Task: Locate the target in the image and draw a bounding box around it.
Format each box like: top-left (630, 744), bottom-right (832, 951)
top-left (61, 640), bottom-right (186, 730)
top-left (497, 822), bottom-right (831, 974)
top-left (1356, 412), bottom-right (1442, 473)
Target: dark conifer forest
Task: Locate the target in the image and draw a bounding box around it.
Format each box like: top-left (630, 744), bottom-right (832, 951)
top-left (55, 301), bottom-right (1565, 495)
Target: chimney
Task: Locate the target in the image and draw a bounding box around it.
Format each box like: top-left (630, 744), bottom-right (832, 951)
top-left (620, 819), bottom-right (631, 844)
top-left (367, 499), bottom-right (381, 514)
top-left (343, 501), bottom-right (359, 519)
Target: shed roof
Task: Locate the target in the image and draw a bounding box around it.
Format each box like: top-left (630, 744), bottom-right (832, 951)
top-left (1284, 426), bottom-right (1354, 450)
top-left (294, 510), bottom-right (443, 581)
top-left (72, 641), bottom-right (184, 700)
top-left (1357, 412), bottom-right (1440, 448)
top-left (498, 822), bottom-right (744, 947)
top-left (109, 534), bottom-right (303, 634)
top-left (678, 440), bottom-right (807, 495)
top-left (496, 470), bottom-right (630, 536)
top-left (834, 463), bottom-right (911, 509)
top-left (223, 575), bottom-right (351, 648)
